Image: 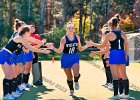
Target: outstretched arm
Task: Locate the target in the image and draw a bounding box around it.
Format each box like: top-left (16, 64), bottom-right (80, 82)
top-left (15, 37), bottom-right (50, 54)
top-left (24, 36), bottom-right (45, 46)
top-left (89, 43), bottom-right (110, 57)
top-left (76, 35), bottom-right (89, 52)
top-left (87, 33), bottom-right (111, 49)
top-left (53, 36), bottom-right (65, 54)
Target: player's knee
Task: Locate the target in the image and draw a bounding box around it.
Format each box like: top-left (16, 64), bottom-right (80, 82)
top-left (74, 74), bottom-right (81, 82)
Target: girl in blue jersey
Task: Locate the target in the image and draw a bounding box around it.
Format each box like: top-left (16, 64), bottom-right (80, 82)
top-left (0, 26), bottom-right (51, 99)
top-left (87, 17), bottom-right (129, 99)
top-left (49, 22), bottom-right (90, 96)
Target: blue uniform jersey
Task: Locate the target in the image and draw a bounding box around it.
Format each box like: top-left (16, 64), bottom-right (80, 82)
top-left (110, 30), bottom-right (124, 50)
top-left (109, 30), bottom-right (127, 64)
top-left (63, 35), bottom-right (78, 54)
top-left (61, 35), bottom-right (79, 69)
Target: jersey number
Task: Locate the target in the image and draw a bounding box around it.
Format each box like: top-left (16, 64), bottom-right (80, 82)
top-left (118, 39), bottom-right (121, 49)
top-left (69, 47), bottom-right (75, 54)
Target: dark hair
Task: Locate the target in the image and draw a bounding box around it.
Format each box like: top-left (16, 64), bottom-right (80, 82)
top-left (101, 27), bottom-right (110, 35)
top-left (108, 17), bottom-right (118, 29)
top-left (30, 25), bottom-right (38, 34)
top-left (102, 24), bottom-right (108, 28)
top-left (13, 19), bottom-right (25, 31)
top-left (19, 26), bottom-right (30, 35)
top-left (114, 14), bottom-right (121, 22)
top-left (105, 30), bottom-right (110, 35)
top-left (30, 25), bottom-right (35, 28)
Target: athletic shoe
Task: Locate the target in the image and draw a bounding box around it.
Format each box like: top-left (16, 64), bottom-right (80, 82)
top-left (16, 89), bottom-right (24, 94)
top-left (11, 92), bottom-right (20, 98)
top-left (13, 91), bottom-right (21, 96)
top-left (108, 83), bottom-right (114, 91)
top-left (102, 83), bottom-right (109, 88)
top-left (109, 95), bottom-right (119, 100)
top-left (119, 94), bottom-right (130, 99)
top-left (18, 85), bottom-right (25, 91)
top-left (75, 82), bottom-right (80, 90)
top-left (33, 80), bottom-right (43, 86)
top-left (23, 83), bottom-right (32, 88)
top-left (15, 90), bottom-right (23, 95)
top-left (21, 83), bottom-right (27, 89)
top-left (3, 93), bottom-right (15, 100)
top-left (26, 83), bottom-right (32, 88)
top-left (69, 90), bottom-right (74, 96)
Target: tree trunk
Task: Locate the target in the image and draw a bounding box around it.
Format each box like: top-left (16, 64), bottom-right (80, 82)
top-left (28, 0), bottom-right (32, 17)
top-left (16, 0), bottom-right (20, 18)
top-left (9, 0), bottom-right (13, 28)
top-left (89, 0), bottom-right (94, 39)
top-left (62, 0), bottom-right (67, 24)
top-left (83, 1), bottom-right (88, 34)
top-left (105, 0), bottom-right (110, 23)
top-left (39, 0), bottom-right (46, 34)
top-left (0, 0), bottom-right (3, 47)
top-left (79, 0), bottom-right (84, 42)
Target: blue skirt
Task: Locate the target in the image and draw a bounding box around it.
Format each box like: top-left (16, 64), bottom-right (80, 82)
top-left (25, 51), bottom-right (33, 62)
top-left (0, 49), bottom-right (17, 65)
top-left (61, 53), bottom-right (79, 69)
top-left (109, 50), bottom-right (126, 64)
top-left (16, 51), bottom-right (26, 65)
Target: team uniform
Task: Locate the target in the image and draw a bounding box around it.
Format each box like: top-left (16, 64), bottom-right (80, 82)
top-left (109, 30), bottom-right (126, 64)
top-left (0, 40), bottom-right (23, 65)
top-left (0, 39), bottom-right (24, 99)
top-left (10, 32), bottom-right (26, 65)
top-left (109, 30), bottom-right (130, 99)
top-left (61, 35), bottom-right (79, 69)
top-left (25, 51), bottom-right (33, 62)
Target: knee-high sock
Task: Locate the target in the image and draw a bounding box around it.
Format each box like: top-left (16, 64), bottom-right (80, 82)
top-left (113, 80), bottom-right (119, 96)
top-left (3, 78), bottom-right (11, 96)
top-left (123, 79), bottom-right (129, 95)
top-left (119, 78), bottom-right (124, 94)
top-left (67, 80), bottom-right (74, 90)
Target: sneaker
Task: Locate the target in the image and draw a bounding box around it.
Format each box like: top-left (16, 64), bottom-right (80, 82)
top-left (113, 95), bottom-right (119, 100)
top-left (18, 85), bottom-right (25, 91)
top-left (108, 83), bottom-right (114, 91)
top-left (119, 94), bottom-right (130, 99)
top-left (75, 82), bottom-right (80, 90)
top-left (3, 93), bottom-right (15, 100)
top-left (22, 83), bottom-right (32, 88)
top-left (33, 80), bottom-right (43, 86)
top-left (21, 83), bottom-right (27, 89)
top-left (15, 90), bottom-right (23, 95)
top-left (11, 92), bottom-right (20, 98)
top-left (26, 83), bottom-right (32, 88)
top-left (13, 91), bottom-right (21, 96)
top-left (16, 88), bottom-right (24, 94)
top-left (69, 90), bottom-right (74, 96)
top-left (102, 83), bottom-right (109, 88)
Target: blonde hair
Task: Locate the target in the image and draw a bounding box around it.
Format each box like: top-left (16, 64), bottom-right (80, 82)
top-left (66, 22), bottom-right (74, 28)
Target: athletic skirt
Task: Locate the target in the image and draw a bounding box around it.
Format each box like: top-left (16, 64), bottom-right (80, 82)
top-left (25, 51), bottom-right (33, 62)
top-left (61, 53), bottom-right (79, 69)
top-left (16, 51), bottom-right (26, 65)
top-left (0, 48), bottom-right (17, 65)
top-left (109, 50), bottom-right (126, 64)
